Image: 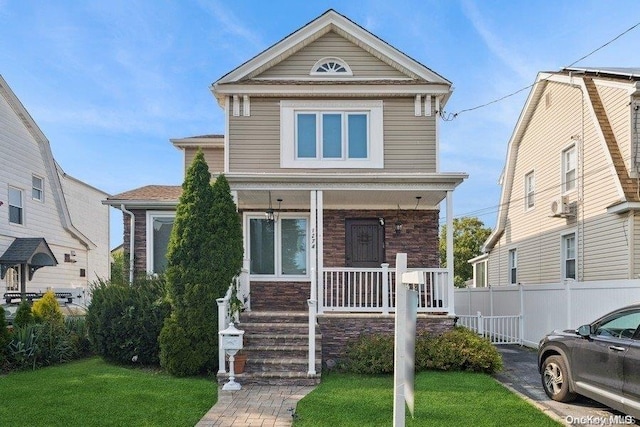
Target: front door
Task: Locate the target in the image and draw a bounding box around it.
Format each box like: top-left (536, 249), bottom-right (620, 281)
top-left (345, 218), bottom-right (384, 267)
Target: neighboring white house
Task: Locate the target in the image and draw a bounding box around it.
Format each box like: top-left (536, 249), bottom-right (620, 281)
top-left (471, 68), bottom-right (640, 287)
top-left (0, 75), bottom-right (110, 301)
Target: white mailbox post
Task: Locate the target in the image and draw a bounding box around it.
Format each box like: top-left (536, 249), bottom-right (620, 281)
top-left (219, 322), bottom-right (245, 391)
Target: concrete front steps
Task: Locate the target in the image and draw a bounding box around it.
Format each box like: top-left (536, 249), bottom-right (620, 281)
top-left (216, 311), bottom-right (322, 386)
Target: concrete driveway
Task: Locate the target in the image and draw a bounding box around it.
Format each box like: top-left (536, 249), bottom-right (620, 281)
top-left (494, 345), bottom-right (637, 426)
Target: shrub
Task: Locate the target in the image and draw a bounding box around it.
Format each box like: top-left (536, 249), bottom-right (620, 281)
top-left (0, 308), bottom-right (10, 368)
top-left (158, 315), bottom-right (204, 376)
top-left (35, 320), bottom-right (72, 366)
top-left (7, 324), bottom-right (39, 370)
top-left (32, 290), bottom-right (64, 325)
top-left (418, 327), bottom-right (503, 374)
top-left (14, 300), bottom-right (34, 327)
top-left (344, 327), bottom-right (502, 375)
top-left (344, 334), bottom-right (394, 374)
top-left (65, 316), bottom-right (92, 358)
top-left (87, 276), bottom-right (171, 366)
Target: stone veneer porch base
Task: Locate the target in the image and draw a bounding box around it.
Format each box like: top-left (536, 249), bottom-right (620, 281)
top-left (317, 313), bottom-right (455, 368)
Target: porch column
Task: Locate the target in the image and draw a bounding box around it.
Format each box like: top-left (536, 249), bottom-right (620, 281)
top-left (317, 190), bottom-right (324, 311)
top-left (310, 190), bottom-right (317, 302)
top-left (446, 190), bottom-right (455, 315)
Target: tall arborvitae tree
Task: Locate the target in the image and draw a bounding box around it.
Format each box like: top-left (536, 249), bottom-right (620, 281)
top-left (210, 174), bottom-right (243, 297)
top-left (160, 149), bottom-right (218, 376)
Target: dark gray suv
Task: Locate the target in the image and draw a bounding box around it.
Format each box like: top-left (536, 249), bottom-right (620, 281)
top-left (538, 304), bottom-right (640, 419)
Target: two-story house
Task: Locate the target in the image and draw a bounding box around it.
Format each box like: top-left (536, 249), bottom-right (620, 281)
top-left (472, 68), bottom-right (640, 287)
top-left (0, 75), bottom-right (110, 304)
top-left (106, 9), bottom-right (467, 384)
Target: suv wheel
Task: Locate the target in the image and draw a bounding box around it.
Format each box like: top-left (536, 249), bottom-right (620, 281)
top-left (541, 355), bottom-right (577, 402)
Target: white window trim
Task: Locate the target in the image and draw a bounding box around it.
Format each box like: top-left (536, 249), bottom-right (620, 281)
top-left (8, 186), bottom-right (24, 225)
top-left (145, 211), bottom-right (176, 274)
top-left (280, 100), bottom-right (384, 169)
top-left (474, 259), bottom-right (488, 288)
top-left (525, 171), bottom-right (535, 211)
top-left (508, 248), bottom-right (517, 285)
top-left (561, 230), bottom-right (577, 280)
top-left (32, 175), bottom-right (44, 202)
top-left (562, 144), bottom-right (577, 194)
top-left (244, 212), bottom-right (310, 282)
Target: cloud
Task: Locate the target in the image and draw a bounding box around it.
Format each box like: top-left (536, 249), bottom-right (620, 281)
top-left (197, 0), bottom-right (263, 50)
top-left (460, 0), bottom-right (532, 81)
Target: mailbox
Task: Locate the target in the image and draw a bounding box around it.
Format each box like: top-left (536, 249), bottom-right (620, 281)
top-left (219, 322), bottom-right (245, 391)
top-left (220, 322), bottom-right (244, 352)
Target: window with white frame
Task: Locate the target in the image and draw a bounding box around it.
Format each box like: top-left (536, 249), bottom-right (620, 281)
top-left (563, 145), bottom-right (576, 193)
top-left (525, 171), bottom-right (535, 209)
top-left (280, 100), bottom-right (383, 169)
top-left (32, 175), bottom-right (44, 201)
top-left (310, 57), bottom-right (352, 76)
top-left (146, 212), bottom-right (175, 274)
top-left (8, 187), bottom-right (23, 225)
top-left (509, 249), bottom-right (517, 284)
top-left (475, 260), bottom-right (487, 287)
top-left (248, 215), bottom-right (308, 278)
top-left (563, 233), bottom-right (576, 279)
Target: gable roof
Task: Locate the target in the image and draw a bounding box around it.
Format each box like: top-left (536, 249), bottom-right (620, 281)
top-left (0, 75), bottom-right (95, 249)
top-left (484, 68), bottom-right (640, 252)
top-left (212, 9), bottom-right (451, 103)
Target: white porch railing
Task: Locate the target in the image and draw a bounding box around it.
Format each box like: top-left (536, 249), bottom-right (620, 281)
top-left (457, 312), bottom-right (522, 345)
top-left (320, 265), bottom-right (450, 314)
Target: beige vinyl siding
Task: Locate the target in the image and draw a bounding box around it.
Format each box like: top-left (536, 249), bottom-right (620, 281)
top-left (228, 97), bottom-right (437, 173)
top-left (256, 31), bottom-right (407, 79)
top-left (595, 82), bottom-right (631, 174)
top-left (185, 147), bottom-right (224, 173)
top-left (0, 91), bottom-right (94, 290)
top-left (488, 78), bottom-right (633, 285)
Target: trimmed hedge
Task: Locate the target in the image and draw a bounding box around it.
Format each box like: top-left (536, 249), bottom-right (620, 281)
top-left (87, 276), bottom-right (171, 366)
top-left (345, 326), bottom-right (503, 375)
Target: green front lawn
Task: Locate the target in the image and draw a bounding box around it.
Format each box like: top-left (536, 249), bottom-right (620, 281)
top-left (294, 371), bottom-right (561, 426)
top-left (0, 357), bottom-right (216, 427)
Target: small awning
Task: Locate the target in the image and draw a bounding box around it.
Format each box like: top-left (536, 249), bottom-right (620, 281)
top-left (0, 238), bottom-right (58, 280)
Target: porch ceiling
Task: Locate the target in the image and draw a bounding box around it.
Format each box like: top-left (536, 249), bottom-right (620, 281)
top-left (237, 189), bottom-right (447, 210)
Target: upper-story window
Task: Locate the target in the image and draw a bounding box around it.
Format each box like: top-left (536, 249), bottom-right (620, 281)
top-left (281, 100), bottom-right (383, 169)
top-left (32, 175), bottom-right (44, 202)
top-left (525, 171), bottom-right (535, 210)
top-left (8, 186), bottom-right (23, 225)
top-left (563, 145), bottom-right (576, 193)
top-left (310, 57), bottom-right (353, 76)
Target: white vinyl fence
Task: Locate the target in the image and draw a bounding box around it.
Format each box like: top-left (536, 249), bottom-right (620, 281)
top-left (455, 280), bottom-right (640, 348)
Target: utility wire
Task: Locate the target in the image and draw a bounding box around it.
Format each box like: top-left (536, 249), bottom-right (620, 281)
top-left (440, 20), bottom-right (640, 121)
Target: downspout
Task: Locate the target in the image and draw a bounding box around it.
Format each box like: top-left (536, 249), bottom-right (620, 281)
top-left (120, 204), bottom-right (135, 283)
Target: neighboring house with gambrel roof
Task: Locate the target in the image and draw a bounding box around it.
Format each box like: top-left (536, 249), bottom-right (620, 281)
top-left (106, 9), bottom-right (467, 384)
top-left (0, 75), bottom-right (110, 302)
top-left (471, 67), bottom-right (640, 287)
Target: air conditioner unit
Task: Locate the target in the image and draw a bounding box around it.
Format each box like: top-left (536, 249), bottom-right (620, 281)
top-left (550, 195), bottom-right (569, 217)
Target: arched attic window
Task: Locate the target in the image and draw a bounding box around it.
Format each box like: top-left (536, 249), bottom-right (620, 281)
top-left (310, 57), bottom-right (353, 76)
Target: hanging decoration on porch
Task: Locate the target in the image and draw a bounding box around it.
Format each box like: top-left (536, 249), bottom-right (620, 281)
top-left (395, 204), bottom-right (403, 235)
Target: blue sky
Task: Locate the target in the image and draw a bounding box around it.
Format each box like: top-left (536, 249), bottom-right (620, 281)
top-left (1, 1), bottom-right (639, 248)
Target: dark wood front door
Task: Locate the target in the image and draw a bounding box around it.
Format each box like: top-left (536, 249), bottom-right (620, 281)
top-left (345, 218), bottom-right (385, 267)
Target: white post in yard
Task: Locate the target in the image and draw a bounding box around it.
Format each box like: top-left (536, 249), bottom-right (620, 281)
top-left (393, 253), bottom-right (409, 427)
top-left (216, 297), bottom-right (227, 374)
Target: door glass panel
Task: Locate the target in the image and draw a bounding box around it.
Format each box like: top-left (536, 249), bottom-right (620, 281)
top-left (250, 218), bottom-right (275, 274)
top-left (281, 218), bottom-right (307, 275)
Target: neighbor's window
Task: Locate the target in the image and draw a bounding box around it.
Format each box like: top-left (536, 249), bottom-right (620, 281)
top-left (249, 215), bottom-right (308, 277)
top-left (280, 100), bottom-right (383, 169)
top-left (146, 212), bottom-right (175, 274)
top-left (509, 249), bottom-right (517, 284)
top-left (563, 233), bottom-right (576, 280)
top-left (5, 266), bottom-right (19, 291)
top-left (32, 175), bottom-right (44, 202)
top-left (8, 186), bottom-right (23, 225)
top-left (525, 171), bottom-right (535, 209)
top-left (563, 145), bottom-right (576, 193)
top-left (475, 260), bottom-right (487, 287)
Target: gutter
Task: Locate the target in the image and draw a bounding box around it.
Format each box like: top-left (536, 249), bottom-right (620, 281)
top-left (120, 204), bottom-right (135, 283)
